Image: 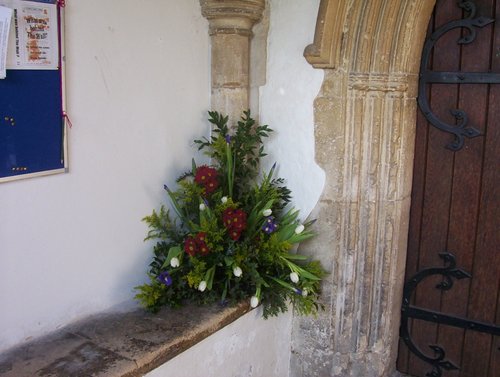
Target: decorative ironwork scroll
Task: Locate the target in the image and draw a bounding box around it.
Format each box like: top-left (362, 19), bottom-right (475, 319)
top-left (418, 0), bottom-right (499, 151)
top-left (400, 252), bottom-right (500, 377)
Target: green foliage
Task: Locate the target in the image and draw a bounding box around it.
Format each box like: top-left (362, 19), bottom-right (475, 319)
top-left (175, 179), bottom-right (205, 220)
top-left (194, 110), bottom-right (272, 199)
top-left (136, 111), bottom-right (327, 318)
top-left (142, 206), bottom-right (180, 242)
top-left (262, 287), bottom-right (290, 319)
top-left (186, 258), bottom-right (207, 288)
top-left (134, 276), bottom-right (166, 313)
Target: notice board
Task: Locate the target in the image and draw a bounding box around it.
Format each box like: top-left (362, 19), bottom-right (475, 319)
top-left (0, 0), bottom-right (66, 183)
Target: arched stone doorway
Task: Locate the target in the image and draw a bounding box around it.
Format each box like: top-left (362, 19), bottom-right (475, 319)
top-left (290, 1), bottom-right (437, 376)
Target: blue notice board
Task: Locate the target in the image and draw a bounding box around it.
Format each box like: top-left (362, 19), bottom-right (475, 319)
top-left (0, 0), bottom-right (66, 182)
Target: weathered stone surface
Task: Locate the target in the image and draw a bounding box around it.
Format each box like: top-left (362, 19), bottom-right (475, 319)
top-left (37, 341), bottom-right (135, 377)
top-left (0, 302), bottom-right (249, 377)
top-left (291, 1), bottom-right (438, 376)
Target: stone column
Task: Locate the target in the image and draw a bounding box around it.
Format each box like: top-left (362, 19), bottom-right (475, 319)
top-left (290, 1), bottom-right (436, 376)
top-left (200, 0), bottom-right (265, 123)
top-left (291, 70), bottom-right (418, 377)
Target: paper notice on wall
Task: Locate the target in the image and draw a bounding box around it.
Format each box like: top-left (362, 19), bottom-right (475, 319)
top-left (0, 0), bottom-right (58, 70)
top-left (0, 5), bottom-right (12, 78)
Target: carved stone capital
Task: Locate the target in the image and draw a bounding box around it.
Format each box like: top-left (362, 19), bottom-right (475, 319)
top-left (200, 0), bottom-right (266, 36)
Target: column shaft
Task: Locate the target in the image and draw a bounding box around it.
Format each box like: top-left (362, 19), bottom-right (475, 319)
top-left (200, 0), bottom-right (265, 122)
top-left (291, 71), bottom-right (418, 377)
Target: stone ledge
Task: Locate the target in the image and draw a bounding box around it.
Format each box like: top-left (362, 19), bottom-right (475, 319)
top-left (0, 302), bottom-right (250, 377)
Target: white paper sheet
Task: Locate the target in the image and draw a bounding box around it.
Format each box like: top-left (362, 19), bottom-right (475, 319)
top-left (0, 5), bottom-right (12, 78)
top-left (0, 0), bottom-right (58, 70)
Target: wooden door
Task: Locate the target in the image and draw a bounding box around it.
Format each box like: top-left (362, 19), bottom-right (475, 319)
top-left (397, 0), bottom-right (499, 376)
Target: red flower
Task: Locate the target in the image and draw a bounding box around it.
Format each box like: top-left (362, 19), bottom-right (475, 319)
top-left (195, 232), bottom-right (210, 256)
top-left (223, 209), bottom-right (234, 227)
top-left (197, 241), bottom-right (210, 256)
top-left (222, 208), bottom-right (247, 241)
top-left (194, 165), bottom-right (219, 194)
top-left (204, 177), bottom-right (218, 194)
top-left (194, 165), bottom-right (217, 183)
top-left (184, 237), bottom-right (197, 256)
top-left (195, 232), bottom-right (207, 243)
top-left (229, 229), bottom-right (242, 241)
top-left (183, 233), bottom-right (211, 257)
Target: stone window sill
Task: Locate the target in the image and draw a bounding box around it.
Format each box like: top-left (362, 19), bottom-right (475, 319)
top-left (0, 302), bottom-right (250, 377)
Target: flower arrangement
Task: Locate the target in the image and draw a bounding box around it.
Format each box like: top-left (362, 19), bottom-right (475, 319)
top-left (135, 111), bottom-right (326, 318)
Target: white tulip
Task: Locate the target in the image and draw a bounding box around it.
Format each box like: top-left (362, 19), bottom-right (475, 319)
top-left (233, 266), bottom-right (243, 277)
top-left (170, 257), bottom-right (180, 268)
top-left (294, 224), bottom-right (305, 234)
top-left (250, 296), bottom-right (259, 308)
top-left (290, 272), bottom-right (300, 283)
top-left (221, 196), bottom-right (228, 204)
top-left (198, 281), bottom-right (207, 292)
top-left (262, 209), bottom-right (272, 217)
top-left (199, 203), bottom-right (206, 211)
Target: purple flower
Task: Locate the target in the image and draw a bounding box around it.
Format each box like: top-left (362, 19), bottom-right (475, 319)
top-left (262, 216), bottom-right (278, 234)
top-left (294, 288), bottom-right (303, 295)
top-left (225, 135), bottom-right (231, 144)
top-left (158, 271), bottom-right (172, 286)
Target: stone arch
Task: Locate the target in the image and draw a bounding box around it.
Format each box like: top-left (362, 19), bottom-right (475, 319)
top-left (290, 1), bottom-right (437, 377)
top-left (304, 0), bottom-right (436, 73)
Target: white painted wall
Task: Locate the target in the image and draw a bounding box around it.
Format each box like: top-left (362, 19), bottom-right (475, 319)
top-left (0, 0), bottom-right (210, 352)
top-left (0, 2), bottom-right (323, 377)
top-left (259, 0), bottom-right (324, 219)
top-left (146, 307), bottom-right (292, 377)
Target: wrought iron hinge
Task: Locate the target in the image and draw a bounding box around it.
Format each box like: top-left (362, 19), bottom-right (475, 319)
top-left (418, 0), bottom-right (499, 151)
top-left (400, 252), bottom-right (500, 377)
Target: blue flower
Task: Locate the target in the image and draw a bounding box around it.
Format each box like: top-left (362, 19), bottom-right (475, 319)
top-left (294, 288), bottom-right (303, 295)
top-left (158, 271), bottom-right (172, 286)
top-left (225, 135), bottom-right (231, 144)
top-left (262, 216), bottom-right (278, 234)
